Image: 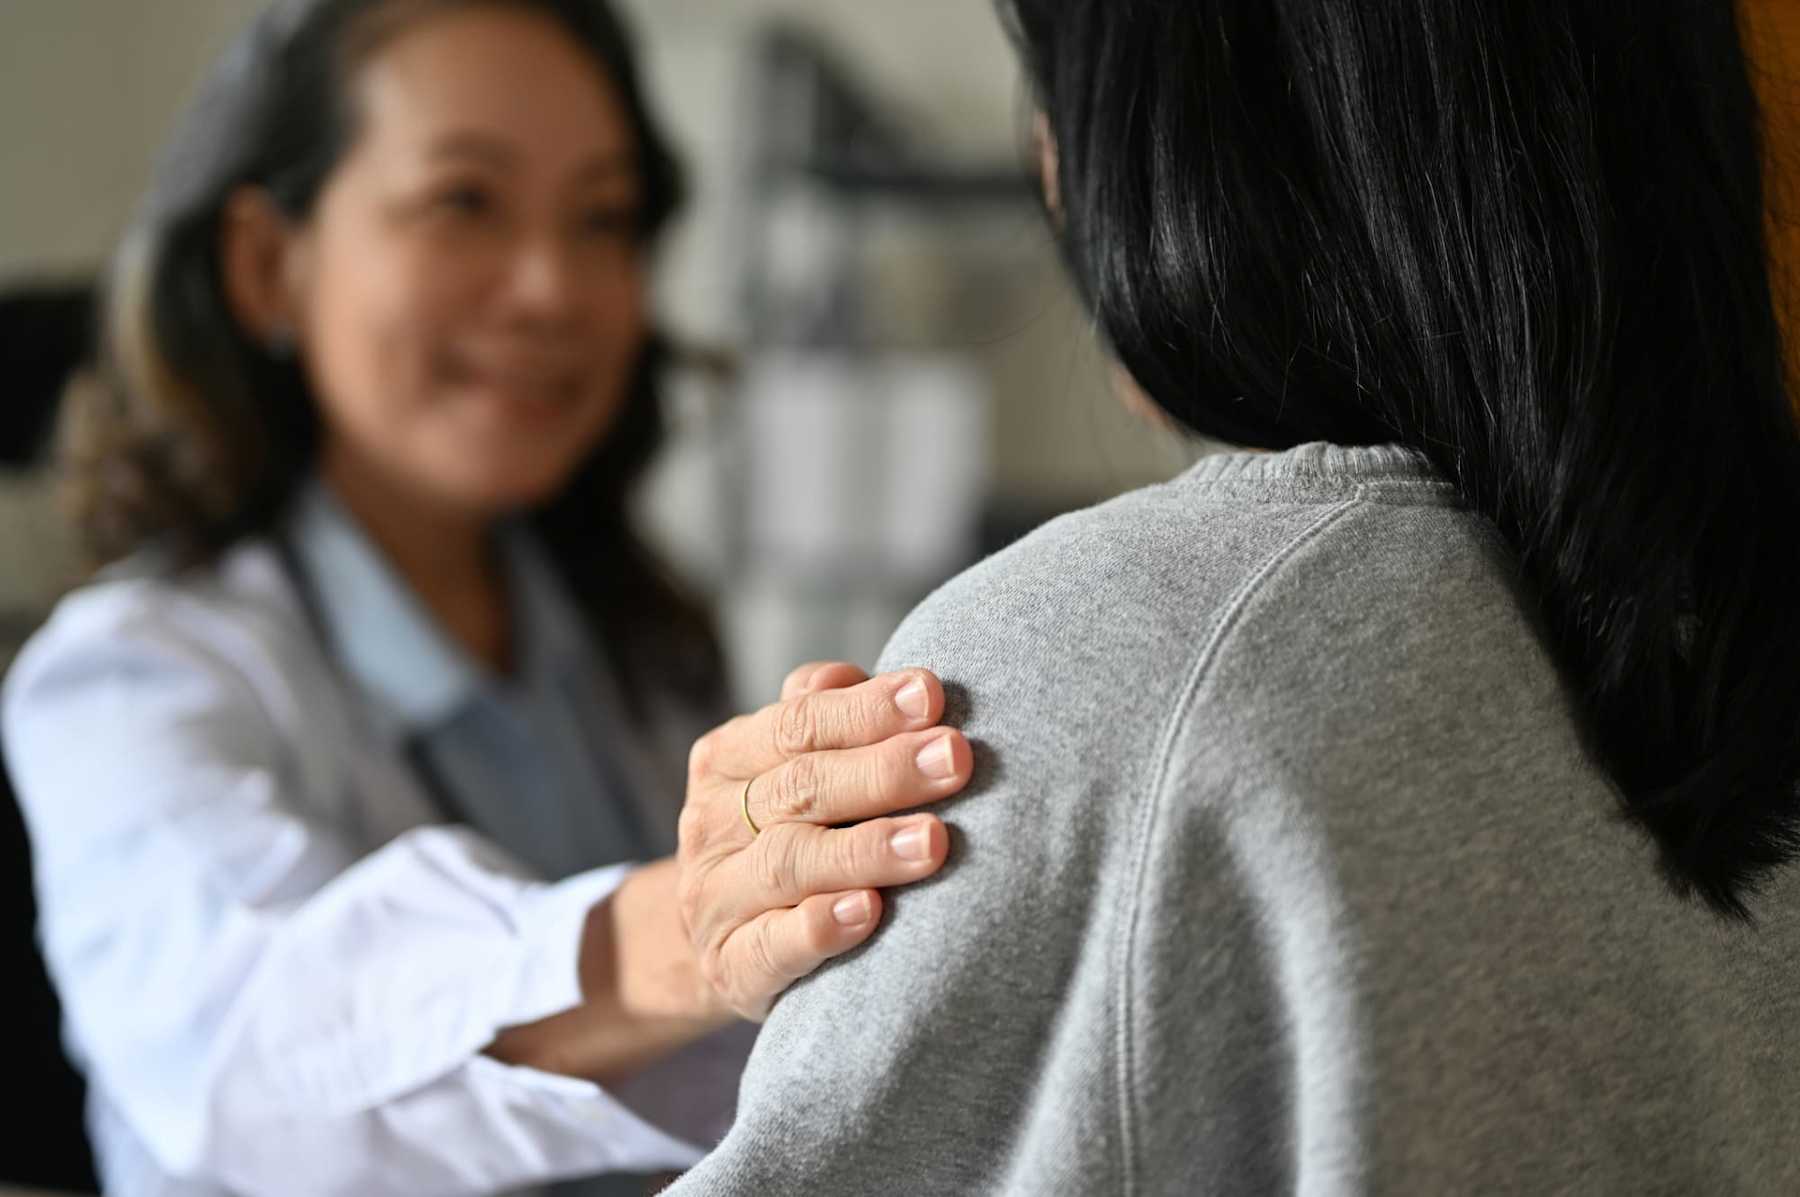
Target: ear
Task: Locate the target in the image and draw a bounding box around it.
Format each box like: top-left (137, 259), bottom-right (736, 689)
top-left (1033, 111), bottom-right (1062, 225)
top-left (220, 186), bottom-right (308, 351)
top-left (1111, 361), bottom-right (1172, 429)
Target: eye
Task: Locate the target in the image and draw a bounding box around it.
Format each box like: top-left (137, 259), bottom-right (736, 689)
top-left (581, 204), bottom-right (643, 241)
top-left (434, 182), bottom-right (496, 218)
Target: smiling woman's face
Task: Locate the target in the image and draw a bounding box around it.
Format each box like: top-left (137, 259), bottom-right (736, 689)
top-left (285, 3), bottom-right (649, 518)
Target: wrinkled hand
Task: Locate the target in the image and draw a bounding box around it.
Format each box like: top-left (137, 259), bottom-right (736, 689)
top-left (677, 662), bottom-right (970, 1021)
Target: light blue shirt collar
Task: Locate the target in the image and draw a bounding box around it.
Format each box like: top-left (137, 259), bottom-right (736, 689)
top-left (285, 479), bottom-right (592, 732)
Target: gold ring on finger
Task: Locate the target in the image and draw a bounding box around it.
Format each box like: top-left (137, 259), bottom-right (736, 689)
top-left (741, 776), bottom-right (762, 837)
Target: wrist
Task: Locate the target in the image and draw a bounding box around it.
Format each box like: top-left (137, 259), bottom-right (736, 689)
top-left (586, 858), bottom-right (733, 1027)
top-left (488, 861), bottom-right (730, 1085)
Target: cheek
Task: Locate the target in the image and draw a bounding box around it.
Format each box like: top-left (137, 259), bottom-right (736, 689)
top-left (588, 259), bottom-right (650, 356)
top-left (572, 261), bottom-right (652, 411)
top-left (300, 238), bottom-right (474, 438)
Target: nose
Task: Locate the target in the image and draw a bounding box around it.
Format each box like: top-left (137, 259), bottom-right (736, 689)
top-left (502, 236), bottom-right (579, 322)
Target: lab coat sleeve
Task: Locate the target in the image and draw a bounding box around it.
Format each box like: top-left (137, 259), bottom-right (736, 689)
top-left (2, 594), bottom-right (726, 1195)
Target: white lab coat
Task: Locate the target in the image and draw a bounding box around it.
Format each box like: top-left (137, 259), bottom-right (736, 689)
top-left (3, 538), bottom-right (745, 1196)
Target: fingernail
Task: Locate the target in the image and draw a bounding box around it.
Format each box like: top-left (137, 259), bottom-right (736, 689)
top-left (914, 734), bottom-right (956, 780)
top-left (891, 821), bottom-right (934, 861)
top-left (895, 677), bottom-right (931, 720)
top-left (833, 892), bottom-right (873, 926)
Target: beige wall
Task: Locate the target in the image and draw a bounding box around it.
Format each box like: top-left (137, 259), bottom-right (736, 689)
top-left (0, 0), bottom-right (259, 280)
top-left (624, 0), bottom-right (1026, 161)
top-left (0, 0), bottom-right (1021, 279)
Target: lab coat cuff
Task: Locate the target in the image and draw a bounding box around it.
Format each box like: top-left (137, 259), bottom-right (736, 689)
top-left (508, 862), bottom-right (636, 1027)
top-left (468, 1054), bottom-right (710, 1172)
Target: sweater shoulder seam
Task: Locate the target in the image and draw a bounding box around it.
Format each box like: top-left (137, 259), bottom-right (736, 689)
top-left (1109, 492), bottom-right (1366, 1194)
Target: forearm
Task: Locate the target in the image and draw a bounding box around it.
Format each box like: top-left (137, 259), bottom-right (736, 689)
top-left (487, 858), bottom-right (734, 1086)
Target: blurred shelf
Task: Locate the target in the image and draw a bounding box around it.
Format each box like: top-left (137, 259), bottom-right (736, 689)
top-left (787, 160), bottom-right (1035, 204)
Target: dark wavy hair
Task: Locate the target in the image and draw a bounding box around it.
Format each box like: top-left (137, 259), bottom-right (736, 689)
top-left (1000, 0), bottom-right (1800, 916)
top-left (64, 0), bottom-right (722, 716)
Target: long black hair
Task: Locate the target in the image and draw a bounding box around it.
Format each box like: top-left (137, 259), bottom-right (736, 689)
top-left (66, 0), bottom-right (722, 717)
top-left (1001, 0), bottom-right (1800, 916)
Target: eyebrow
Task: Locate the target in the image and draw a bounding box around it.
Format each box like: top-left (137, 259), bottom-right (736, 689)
top-left (425, 131), bottom-right (640, 184)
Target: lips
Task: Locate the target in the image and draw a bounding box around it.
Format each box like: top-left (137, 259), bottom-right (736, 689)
top-left (441, 351), bottom-right (586, 411)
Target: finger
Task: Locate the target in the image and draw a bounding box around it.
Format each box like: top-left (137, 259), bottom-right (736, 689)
top-left (801, 662), bottom-right (870, 697)
top-left (745, 728), bottom-right (972, 831)
top-left (721, 815), bottom-right (949, 920)
top-left (719, 670), bottom-right (948, 779)
top-left (717, 889), bottom-right (885, 1021)
top-left (779, 661), bottom-right (870, 702)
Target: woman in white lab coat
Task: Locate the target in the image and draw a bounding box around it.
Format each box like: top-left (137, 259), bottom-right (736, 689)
top-left (2, 1), bottom-right (970, 1193)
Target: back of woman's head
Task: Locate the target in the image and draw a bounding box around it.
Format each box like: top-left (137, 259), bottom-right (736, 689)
top-left (1001, 0), bottom-right (1800, 916)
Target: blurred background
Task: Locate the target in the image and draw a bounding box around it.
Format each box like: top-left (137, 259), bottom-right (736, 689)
top-left (0, 0), bottom-right (1201, 700)
top-left (0, 2), bottom-right (1196, 1188)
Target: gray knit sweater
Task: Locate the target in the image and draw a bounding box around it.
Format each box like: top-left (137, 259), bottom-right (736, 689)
top-left (671, 442), bottom-right (1800, 1195)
